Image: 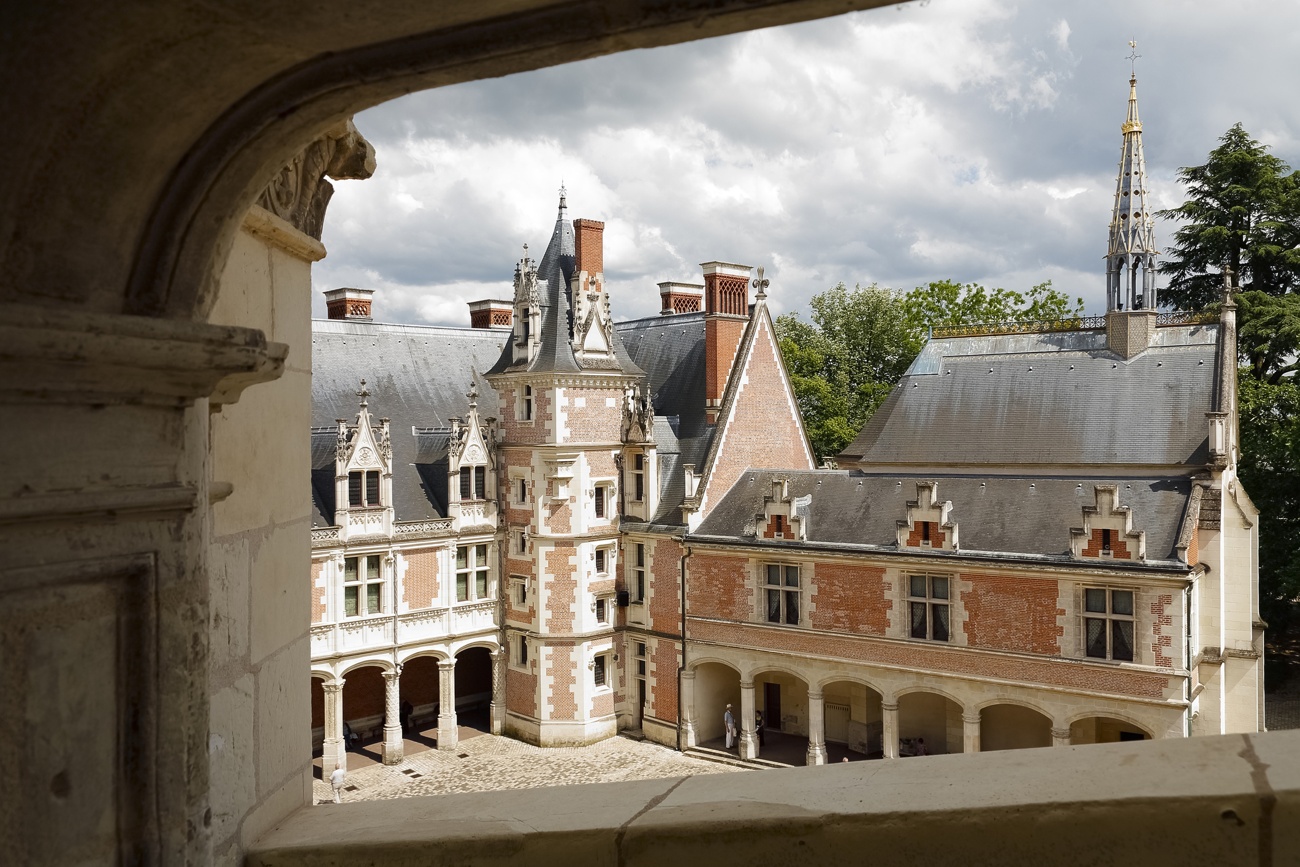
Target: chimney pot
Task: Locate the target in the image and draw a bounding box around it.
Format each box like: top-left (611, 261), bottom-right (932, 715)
top-left (468, 299), bottom-right (514, 329)
top-left (573, 218), bottom-right (605, 294)
top-left (323, 287), bottom-right (375, 321)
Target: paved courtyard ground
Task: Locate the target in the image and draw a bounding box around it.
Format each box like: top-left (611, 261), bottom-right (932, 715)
top-left (314, 732), bottom-right (746, 805)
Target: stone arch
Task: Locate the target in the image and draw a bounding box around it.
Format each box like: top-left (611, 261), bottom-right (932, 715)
top-left (894, 684), bottom-right (968, 709)
top-left (396, 647), bottom-right (452, 667)
top-left (337, 656), bottom-right (396, 678)
top-left (818, 676), bottom-right (885, 758)
top-left (687, 656), bottom-right (743, 677)
top-left (813, 672), bottom-right (887, 697)
top-left (979, 702), bottom-right (1053, 752)
top-left (1067, 712), bottom-right (1155, 745)
top-left (973, 695), bottom-right (1055, 718)
top-left (690, 660), bottom-right (743, 746)
top-left (449, 637), bottom-right (501, 658)
top-left (896, 688), bottom-right (964, 756)
top-left (747, 663), bottom-right (810, 685)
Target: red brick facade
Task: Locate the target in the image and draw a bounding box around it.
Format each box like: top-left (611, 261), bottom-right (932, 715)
top-left (546, 642), bottom-right (578, 720)
top-left (591, 689), bottom-right (615, 719)
top-left (506, 668), bottom-right (537, 717)
top-left (959, 574), bottom-right (1063, 655)
top-left (650, 639), bottom-right (680, 721)
top-left (688, 552), bottom-right (752, 621)
top-left (1082, 528), bottom-right (1131, 559)
top-left (311, 560), bottom-right (325, 623)
top-left (544, 544), bottom-right (577, 632)
top-left (689, 618), bottom-right (1172, 699)
top-left (573, 218), bottom-right (604, 292)
top-left (499, 384), bottom-right (552, 445)
top-left (563, 387), bottom-right (624, 443)
top-left (905, 521), bottom-right (945, 548)
top-left (705, 316), bottom-right (745, 409)
top-left (762, 513), bottom-right (792, 539)
top-left (810, 562), bottom-right (890, 635)
top-left (649, 538), bottom-right (683, 636)
top-left (402, 547), bottom-right (440, 609)
top-left (1150, 592), bottom-right (1174, 669)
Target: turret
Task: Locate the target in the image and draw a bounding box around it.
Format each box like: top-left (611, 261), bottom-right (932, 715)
top-left (1105, 66), bottom-right (1159, 312)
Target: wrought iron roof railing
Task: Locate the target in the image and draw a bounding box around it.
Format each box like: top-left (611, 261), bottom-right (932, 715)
top-left (930, 310), bottom-right (1216, 339)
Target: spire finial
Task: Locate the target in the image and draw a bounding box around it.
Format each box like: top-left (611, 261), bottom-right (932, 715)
top-left (752, 266), bottom-right (770, 301)
top-left (467, 381), bottom-right (479, 408)
top-left (558, 182), bottom-right (567, 214)
top-left (1127, 40), bottom-right (1140, 80)
top-left (356, 378), bottom-right (369, 408)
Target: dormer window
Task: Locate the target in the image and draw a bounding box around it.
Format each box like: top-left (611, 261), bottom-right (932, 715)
top-left (1101, 529), bottom-right (1113, 555)
top-left (921, 521), bottom-right (931, 547)
top-left (348, 470), bottom-right (381, 508)
top-left (459, 466), bottom-right (486, 501)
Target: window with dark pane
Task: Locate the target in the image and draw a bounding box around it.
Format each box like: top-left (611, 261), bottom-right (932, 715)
top-left (763, 563), bottom-right (800, 625)
top-left (1084, 587), bottom-right (1135, 661)
top-left (594, 486), bottom-right (606, 518)
top-left (908, 574), bottom-right (951, 642)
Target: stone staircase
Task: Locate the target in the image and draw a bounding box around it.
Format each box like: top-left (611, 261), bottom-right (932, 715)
top-left (685, 745), bottom-right (791, 769)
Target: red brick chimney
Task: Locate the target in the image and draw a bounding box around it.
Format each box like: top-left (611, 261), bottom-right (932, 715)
top-left (659, 281), bottom-right (704, 315)
top-left (573, 218), bottom-right (604, 294)
top-left (468, 299), bottom-right (513, 329)
top-left (701, 261), bottom-right (751, 423)
top-left (323, 287), bottom-right (374, 320)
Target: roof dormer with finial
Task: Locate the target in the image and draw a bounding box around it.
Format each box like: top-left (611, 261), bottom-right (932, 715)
top-left (334, 378), bottom-right (394, 541)
top-left (1106, 43), bottom-right (1159, 314)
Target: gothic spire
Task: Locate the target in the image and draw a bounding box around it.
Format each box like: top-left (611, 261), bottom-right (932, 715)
top-left (1106, 52), bottom-right (1158, 311)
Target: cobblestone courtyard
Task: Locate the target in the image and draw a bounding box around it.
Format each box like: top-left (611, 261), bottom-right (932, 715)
top-left (314, 733), bottom-right (745, 804)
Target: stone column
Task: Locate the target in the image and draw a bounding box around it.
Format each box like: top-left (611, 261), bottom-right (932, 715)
top-left (437, 659), bottom-right (459, 750)
top-left (739, 680), bottom-right (760, 760)
top-left (963, 712), bottom-right (982, 754)
top-left (382, 668), bottom-right (403, 764)
top-left (322, 680), bottom-right (345, 772)
top-left (882, 700), bottom-right (899, 759)
top-left (1052, 726), bottom-right (1071, 747)
top-left (806, 690), bottom-right (828, 765)
top-left (489, 648), bottom-right (506, 736)
top-left (679, 669), bottom-right (698, 749)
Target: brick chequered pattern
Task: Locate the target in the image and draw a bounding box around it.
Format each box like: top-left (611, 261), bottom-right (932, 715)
top-left (959, 573), bottom-right (1063, 655)
top-left (648, 538), bottom-right (683, 636)
top-left (591, 689), bottom-right (615, 719)
top-left (499, 385), bottom-right (552, 445)
top-left (563, 388), bottom-right (624, 443)
top-left (702, 318), bottom-right (815, 509)
top-left (689, 619), bottom-right (1173, 699)
top-left (1187, 526), bottom-right (1199, 564)
top-left (546, 484), bottom-right (572, 533)
top-left (311, 560), bottom-right (325, 623)
top-left (905, 521), bottom-right (944, 548)
top-left (650, 638), bottom-right (680, 721)
top-left (1151, 593), bottom-right (1174, 669)
top-left (506, 668), bottom-right (537, 717)
top-left (545, 642), bottom-right (578, 720)
top-left (1082, 528), bottom-right (1131, 559)
top-left (687, 552), bottom-right (752, 621)
top-left (810, 563), bottom-right (890, 635)
top-left (544, 545), bottom-right (577, 632)
top-left (705, 317), bottom-right (746, 407)
top-left (401, 547), bottom-right (440, 610)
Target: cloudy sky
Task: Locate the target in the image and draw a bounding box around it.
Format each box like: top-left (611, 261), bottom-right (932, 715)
top-left (314, 0), bottom-right (1300, 326)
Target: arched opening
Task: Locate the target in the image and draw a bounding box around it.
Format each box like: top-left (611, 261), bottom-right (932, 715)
top-left (690, 662), bottom-right (741, 750)
top-left (752, 669), bottom-right (811, 765)
top-left (821, 679), bottom-right (885, 761)
top-left (898, 691), bottom-right (962, 756)
top-left (980, 703), bottom-right (1052, 752)
top-left (454, 646), bottom-right (494, 738)
top-left (1070, 716), bottom-right (1152, 745)
top-left (399, 656), bottom-right (441, 749)
top-left (341, 665), bottom-right (388, 767)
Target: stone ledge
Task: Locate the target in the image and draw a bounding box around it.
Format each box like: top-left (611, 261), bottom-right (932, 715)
top-left (248, 729), bottom-right (1298, 866)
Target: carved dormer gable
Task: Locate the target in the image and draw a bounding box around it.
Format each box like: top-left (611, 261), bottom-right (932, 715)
top-left (339, 379), bottom-right (391, 479)
top-left (334, 380), bottom-right (394, 541)
top-left (511, 247), bottom-right (542, 365)
top-left (450, 384), bottom-right (494, 476)
top-left (896, 481), bottom-right (958, 551)
top-left (621, 383), bottom-right (655, 444)
top-left (571, 280), bottom-right (618, 369)
top-left (448, 384), bottom-right (498, 533)
top-left (1071, 485), bottom-right (1145, 561)
top-left (757, 476), bottom-right (809, 541)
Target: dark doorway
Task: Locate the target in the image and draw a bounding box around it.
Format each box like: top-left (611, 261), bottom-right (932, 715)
top-left (764, 682), bottom-right (781, 732)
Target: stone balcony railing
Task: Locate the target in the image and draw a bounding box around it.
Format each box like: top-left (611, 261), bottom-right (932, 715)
top-left (310, 597), bottom-right (498, 658)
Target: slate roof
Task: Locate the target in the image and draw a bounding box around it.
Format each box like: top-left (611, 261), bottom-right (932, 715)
top-left (692, 470), bottom-right (1194, 567)
top-left (311, 320), bottom-right (506, 525)
top-left (486, 195), bottom-right (642, 377)
top-left (615, 312), bottom-right (715, 525)
top-left (840, 323), bottom-right (1220, 470)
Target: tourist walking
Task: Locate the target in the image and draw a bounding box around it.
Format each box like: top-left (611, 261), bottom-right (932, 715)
top-left (330, 764), bottom-right (346, 804)
top-left (724, 704), bottom-right (737, 749)
top-left (755, 710), bottom-right (765, 746)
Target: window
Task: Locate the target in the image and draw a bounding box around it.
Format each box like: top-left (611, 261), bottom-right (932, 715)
top-left (594, 485), bottom-right (607, 519)
top-left (595, 597), bottom-right (607, 624)
top-left (635, 641), bottom-right (647, 678)
top-left (514, 528), bottom-right (528, 555)
top-left (633, 543), bottom-right (646, 602)
top-left (456, 544), bottom-right (490, 602)
top-left (511, 575), bottom-right (528, 607)
top-left (523, 385), bottom-right (533, 421)
top-left (517, 477), bottom-right (528, 505)
top-left (516, 634), bottom-right (529, 666)
top-left (594, 653), bottom-right (609, 687)
top-left (348, 470), bottom-right (381, 507)
top-left (343, 555), bottom-right (383, 617)
top-left (632, 454), bottom-right (644, 502)
top-left (920, 521), bottom-right (931, 546)
top-left (1101, 529), bottom-right (1113, 556)
top-left (1084, 587), bottom-right (1134, 661)
top-left (459, 465), bottom-right (486, 500)
top-left (909, 574), bottom-right (950, 641)
top-left (764, 564), bottom-right (800, 625)
top-left (595, 547), bottom-right (609, 575)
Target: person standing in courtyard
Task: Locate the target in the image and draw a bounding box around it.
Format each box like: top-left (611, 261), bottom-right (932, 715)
top-left (755, 709), bottom-right (765, 747)
top-left (330, 763), bottom-right (346, 804)
top-left (724, 703), bottom-right (737, 749)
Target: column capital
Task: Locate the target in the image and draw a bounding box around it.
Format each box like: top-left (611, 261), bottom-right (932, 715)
top-left (882, 701), bottom-right (899, 712)
top-left (680, 668), bottom-right (697, 681)
top-left (1051, 728), bottom-right (1071, 740)
top-left (807, 690), bottom-right (823, 702)
top-left (438, 658), bottom-right (457, 672)
top-left (383, 668), bottom-right (400, 683)
top-left (963, 713), bottom-right (982, 725)
top-left (323, 680), bottom-right (343, 693)
top-left (739, 680), bottom-right (755, 690)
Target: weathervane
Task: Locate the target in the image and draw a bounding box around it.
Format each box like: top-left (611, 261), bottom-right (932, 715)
top-left (1127, 40), bottom-right (1141, 77)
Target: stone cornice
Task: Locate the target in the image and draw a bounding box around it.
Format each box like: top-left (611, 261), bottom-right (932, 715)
top-left (0, 304), bottom-right (286, 408)
top-left (241, 205), bottom-right (327, 262)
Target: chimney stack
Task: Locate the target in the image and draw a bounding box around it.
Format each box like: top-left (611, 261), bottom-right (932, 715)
top-left (659, 281), bottom-right (704, 315)
top-left (468, 299), bottom-right (513, 329)
top-left (324, 287), bottom-right (374, 321)
top-left (573, 218), bottom-right (604, 294)
top-left (701, 261), bottom-right (751, 423)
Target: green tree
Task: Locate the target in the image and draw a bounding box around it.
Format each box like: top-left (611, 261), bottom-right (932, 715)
top-left (1157, 123), bottom-right (1300, 383)
top-left (777, 280), bottom-right (1082, 462)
